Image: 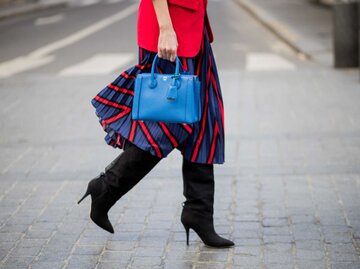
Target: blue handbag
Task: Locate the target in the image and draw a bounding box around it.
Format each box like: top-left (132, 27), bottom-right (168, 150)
top-left (132, 54), bottom-right (201, 124)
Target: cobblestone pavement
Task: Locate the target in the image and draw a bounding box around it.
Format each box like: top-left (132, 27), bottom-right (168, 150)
top-left (1, 0), bottom-right (360, 268)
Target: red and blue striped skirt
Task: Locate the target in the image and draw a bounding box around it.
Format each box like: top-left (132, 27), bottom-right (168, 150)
top-left (91, 26), bottom-right (225, 164)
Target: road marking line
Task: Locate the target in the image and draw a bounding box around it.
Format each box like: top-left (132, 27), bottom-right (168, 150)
top-left (69, 0), bottom-right (102, 7)
top-left (59, 53), bottom-right (134, 76)
top-left (0, 55), bottom-right (55, 79)
top-left (29, 3), bottom-right (138, 58)
top-left (34, 14), bottom-right (64, 26)
top-left (246, 52), bottom-right (296, 71)
top-left (0, 3), bottom-right (137, 78)
top-left (105, 0), bottom-right (126, 4)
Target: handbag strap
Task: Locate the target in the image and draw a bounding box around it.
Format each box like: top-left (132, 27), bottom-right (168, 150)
top-left (150, 54), bottom-right (181, 81)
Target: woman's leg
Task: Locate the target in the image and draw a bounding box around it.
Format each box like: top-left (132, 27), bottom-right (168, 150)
top-left (181, 157), bottom-right (234, 247)
top-left (78, 143), bottom-right (161, 233)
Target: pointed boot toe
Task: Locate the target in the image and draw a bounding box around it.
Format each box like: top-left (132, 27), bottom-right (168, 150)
top-left (205, 236), bottom-right (234, 248)
top-left (90, 212), bottom-right (114, 233)
top-left (78, 174), bottom-right (118, 234)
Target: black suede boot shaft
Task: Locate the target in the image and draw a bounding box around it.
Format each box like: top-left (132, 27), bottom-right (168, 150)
top-left (181, 158), bottom-right (234, 247)
top-left (104, 144), bottom-right (161, 193)
top-left (182, 159), bottom-right (214, 216)
top-left (78, 143), bottom-right (161, 233)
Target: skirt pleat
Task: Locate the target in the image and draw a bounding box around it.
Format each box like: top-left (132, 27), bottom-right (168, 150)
top-left (91, 25), bottom-right (225, 164)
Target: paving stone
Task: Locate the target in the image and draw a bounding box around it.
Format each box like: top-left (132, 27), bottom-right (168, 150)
top-left (16, 238), bottom-right (47, 248)
top-left (40, 242), bottom-right (74, 255)
top-left (100, 250), bottom-right (132, 262)
top-left (198, 251), bottom-right (228, 262)
top-left (326, 243), bottom-right (357, 254)
top-left (290, 215), bottom-right (316, 224)
top-left (324, 234), bottom-right (354, 244)
top-left (168, 241), bottom-right (199, 252)
top-left (233, 229), bottom-right (261, 239)
top-left (0, 224), bottom-right (29, 233)
top-left (0, 242), bottom-right (14, 260)
top-left (263, 243), bottom-right (292, 253)
top-left (262, 218), bottom-right (289, 227)
top-left (263, 235), bottom-right (294, 244)
top-left (263, 251), bottom-right (294, 264)
top-left (72, 245), bottom-right (103, 255)
top-left (25, 229), bottom-right (54, 239)
top-left (0, 232), bottom-right (23, 242)
top-left (97, 261), bottom-right (130, 269)
top-left (138, 237), bottom-right (168, 247)
top-left (233, 246), bottom-right (261, 256)
top-left (64, 255), bottom-right (99, 269)
top-left (1, 255), bottom-right (34, 268)
top-left (296, 248), bottom-right (325, 261)
top-left (234, 214), bottom-right (259, 222)
top-left (163, 260), bottom-right (195, 269)
top-left (134, 247), bottom-right (165, 257)
top-left (235, 238), bottom-right (262, 246)
top-left (293, 231), bottom-right (321, 240)
top-left (131, 256), bottom-right (162, 267)
top-left (77, 236), bottom-right (108, 246)
top-left (165, 250), bottom-right (198, 261)
top-left (319, 217), bottom-right (347, 226)
top-left (233, 222), bottom-right (261, 230)
top-left (296, 260), bottom-right (327, 269)
top-left (263, 226), bottom-right (290, 235)
top-left (233, 255), bottom-right (261, 266)
top-left (328, 262), bottom-right (360, 269)
top-left (28, 261), bottom-right (64, 269)
top-left (263, 264), bottom-right (296, 269)
top-left (295, 240), bottom-right (324, 250)
top-left (10, 245), bottom-right (42, 257)
top-left (105, 240), bottom-right (136, 251)
top-left (193, 263), bottom-right (226, 269)
top-left (107, 232), bottom-right (140, 241)
top-left (35, 251), bottom-right (69, 263)
top-left (328, 252), bottom-right (359, 263)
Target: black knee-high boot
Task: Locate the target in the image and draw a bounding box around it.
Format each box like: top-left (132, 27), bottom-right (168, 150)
top-left (78, 144), bottom-right (161, 233)
top-left (181, 158), bottom-right (234, 247)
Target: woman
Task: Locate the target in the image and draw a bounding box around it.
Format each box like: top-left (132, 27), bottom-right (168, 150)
top-left (78, 0), bottom-right (234, 248)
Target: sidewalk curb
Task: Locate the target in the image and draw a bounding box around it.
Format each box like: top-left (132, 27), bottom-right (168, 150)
top-left (0, 1), bottom-right (68, 21)
top-left (233, 0), bottom-right (312, 61)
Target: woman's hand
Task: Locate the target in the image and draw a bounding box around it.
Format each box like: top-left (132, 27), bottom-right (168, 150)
top-left (152, 0), bottom-right (177, 61)
top-left (158, 26), bottom-right (178, 62)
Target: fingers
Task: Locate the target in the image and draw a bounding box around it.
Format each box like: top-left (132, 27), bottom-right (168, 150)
top-left (157, 28), bottom-right (178, 62)
top-left (158, 47), bottom-right (177, 62)
top-left (169, 50), bottom-right (176, 62)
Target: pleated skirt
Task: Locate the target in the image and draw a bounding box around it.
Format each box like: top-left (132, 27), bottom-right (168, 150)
top-left (91, 25), bottom-right (225, 164)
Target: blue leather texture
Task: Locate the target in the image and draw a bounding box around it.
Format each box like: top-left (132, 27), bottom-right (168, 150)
top-left (132, 55), bottom-right (201, 124)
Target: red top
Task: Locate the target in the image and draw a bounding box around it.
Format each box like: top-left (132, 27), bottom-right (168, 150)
top-left (137, 0), bottom-right (214, 57)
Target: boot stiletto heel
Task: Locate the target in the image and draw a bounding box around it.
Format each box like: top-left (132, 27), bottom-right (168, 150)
top-left (77, 188), bottom-right (90, 204)
top-left (183, 223), bottom-right (190, 245)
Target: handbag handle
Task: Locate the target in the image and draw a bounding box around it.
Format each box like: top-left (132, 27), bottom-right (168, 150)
top-left (150, 54), bottom-right (181, 77)
top-left (149, 54), bottom-right (182, 89)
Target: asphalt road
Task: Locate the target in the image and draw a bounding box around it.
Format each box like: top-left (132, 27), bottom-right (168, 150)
top-left (0, 0), bottom-right (303, 73)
